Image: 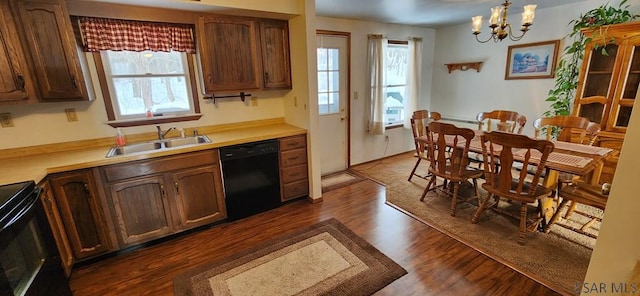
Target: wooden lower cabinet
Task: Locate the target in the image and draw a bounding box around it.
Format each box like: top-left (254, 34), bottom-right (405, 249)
top-left (48, 170), bottom-right (113, 260)
top-left (279, 135), bottom-right (309, 201)
top-left (101, 149), bottom-right (226, 248)
top-left (109, 175), bottom-right (174, 246)
top-left (39, 181), bottom-right (74, 277)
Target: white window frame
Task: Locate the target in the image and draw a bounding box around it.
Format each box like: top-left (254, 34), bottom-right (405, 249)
top-left (384, 40), bottom-right (409, 127)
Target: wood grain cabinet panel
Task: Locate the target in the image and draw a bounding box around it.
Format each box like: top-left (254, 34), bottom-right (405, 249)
top-left (0, 0), bottom-right (35, 103)
top-left (39, 180), bottom-right (74, 277)
top-left (279, 134), bottom-right (309, 201)
top-left (260, 19), bottom-right (291, 89)
top-left (49, 170), bottom-right (112, 260)
top-left (10, 0), bottom-right (89, 101)
top-left (197, 15), bottom-right (262, 93)
top-left (172, 165), bottom-right (226, 229)
top-left (101, 149), bottom-right (226, 247)
top-left (109, 175), bottom-right (174, 246)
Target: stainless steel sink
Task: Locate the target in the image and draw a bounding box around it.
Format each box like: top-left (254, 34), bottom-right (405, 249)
top-left (163, 135), bottom-right (211, 148)
top-left (106, 135), bottom-right (212, 158)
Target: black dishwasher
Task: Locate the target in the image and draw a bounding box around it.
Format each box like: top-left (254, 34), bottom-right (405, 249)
top-left (220, 140), bottom-right (281, 221)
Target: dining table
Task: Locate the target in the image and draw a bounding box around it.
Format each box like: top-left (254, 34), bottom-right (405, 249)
top-left (415, 128), bottom-right (615, 225)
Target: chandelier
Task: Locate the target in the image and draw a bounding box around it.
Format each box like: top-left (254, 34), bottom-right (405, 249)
top-left (472, 1), bottom-right (536, 43)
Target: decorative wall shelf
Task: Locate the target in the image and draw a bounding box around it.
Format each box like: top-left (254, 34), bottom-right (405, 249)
top-left (445, 62), bottom-right (483, 73)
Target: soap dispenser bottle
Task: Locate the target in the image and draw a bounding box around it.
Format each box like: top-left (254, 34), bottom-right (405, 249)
top-left (115, 128), bottom-right (126, 147)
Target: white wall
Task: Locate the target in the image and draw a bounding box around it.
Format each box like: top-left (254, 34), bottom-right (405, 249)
top-left (315, 16), bottom-right (436, 165)
top-left (431, 0), bottom-right (640, 137)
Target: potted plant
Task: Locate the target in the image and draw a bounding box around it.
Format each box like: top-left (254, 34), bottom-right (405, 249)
top-left (544, 0), bottom-right (639, 119)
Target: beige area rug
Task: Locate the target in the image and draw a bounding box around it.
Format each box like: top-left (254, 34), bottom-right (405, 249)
top-left (173, 218), bottom-right (407, 296)
top-left (352, 152), bottom-right (600, 296)
top-left (321, 171), bottom-right (366, 193)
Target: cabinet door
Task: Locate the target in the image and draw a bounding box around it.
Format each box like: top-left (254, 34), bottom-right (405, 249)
top-left (171, 165), bottom-right (226, 229)
top-left (197, 15), bottom-right (262, 92)
top-left (609, 36), bottom-right (640, 132)
top-left (11, 0), bottom-right (88, 101)
top-left (574, 43), bottom-right (620, 126)
top-left (109, 175), bottom-right (174, 246)
top-left (39, 181), bottom-right (74, 277)
top-left (260, 20), bottom-right (291, 89)
top-left (50, 170), bottom-right (111, 260)
top-left (0, 0), bottom-right (33, 103)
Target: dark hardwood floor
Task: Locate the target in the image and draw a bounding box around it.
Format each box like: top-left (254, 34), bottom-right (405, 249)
top-left (69, 179), bottom-right (560, 296)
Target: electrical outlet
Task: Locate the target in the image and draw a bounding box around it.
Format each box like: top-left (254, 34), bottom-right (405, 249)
top-left (0, 113), bottom-right (14, 127)
top-left (251, 97), bottom-right (258, 107)
top-left (294, 96), bottom-right (298, 107)
top-left (354, 91), bottom-right (358, 100)
top-left (65, 108), bottom-right (78, 122)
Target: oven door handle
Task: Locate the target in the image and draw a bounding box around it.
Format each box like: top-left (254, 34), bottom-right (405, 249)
top-left (0, 187), bottom-right (41, 232)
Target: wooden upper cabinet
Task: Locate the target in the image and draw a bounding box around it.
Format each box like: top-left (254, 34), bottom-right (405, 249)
top-left (197, 15), bottom-right (262, 93)
top-left (260, 20), bottom-right (291, 89)
top-left (10, 0), bottom-right (88, 101)
top-left (0, 0), bottom-right (36, 103)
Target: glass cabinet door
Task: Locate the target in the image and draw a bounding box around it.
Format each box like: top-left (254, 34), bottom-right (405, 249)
top-left (611, 41), bottom-right (640, 129)
top-left (576, 43), bottom-right (619, 124)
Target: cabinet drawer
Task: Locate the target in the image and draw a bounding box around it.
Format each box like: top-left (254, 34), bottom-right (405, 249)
top-left (280, 149), bottom-right (306, 167)
top-left (282, 179), bottom-right (308, 201)
top-left (279, 135), bottom-right (306, 151)
top-left (103, 150), bottom-right (218, 182)
top-left (281, 164), bottom-right (308, 184)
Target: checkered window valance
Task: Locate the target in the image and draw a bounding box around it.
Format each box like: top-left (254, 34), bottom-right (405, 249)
top-left (78, 16), bottom-right (196, 53)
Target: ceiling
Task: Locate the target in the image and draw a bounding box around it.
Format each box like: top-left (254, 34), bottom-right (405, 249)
top-left (315, 0), bottom-right (590, 28)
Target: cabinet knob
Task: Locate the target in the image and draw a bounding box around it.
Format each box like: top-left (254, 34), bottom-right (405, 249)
top-left (174, 182), bottom-right (179, 194)
top-left (71, 76), bottom-right (78, 89)
top-left (208, 74), bottom-right (213, 84)
top-left (264, 72), bottom-right (269, 84)
top-left (83, 183), bottom-right (92, 198)
top-left (160, 184), bottom-right (166, 198)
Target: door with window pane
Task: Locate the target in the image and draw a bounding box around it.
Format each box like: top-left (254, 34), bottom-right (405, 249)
top-left (317, 33), bottom-right (349, 175)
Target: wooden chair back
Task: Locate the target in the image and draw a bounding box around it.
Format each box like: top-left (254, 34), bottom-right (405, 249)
top-left (410, 110), bottom-right (442, 156)
top-left (533, 115), bottom-right (599, 144)
top-left (425, 122), bottom-right (476, 180)
top-left (476, 110), bottom-right (526, 134)
top-left (479, 131), bottom-right (554, 202)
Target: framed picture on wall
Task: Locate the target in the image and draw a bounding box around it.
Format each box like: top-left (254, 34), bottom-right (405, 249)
top-left (505, 40), bottom-right (560, 80)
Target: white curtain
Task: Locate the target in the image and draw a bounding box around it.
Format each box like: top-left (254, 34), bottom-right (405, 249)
top-left (403, 37), bottom-right (422, 129)
top-left (367, 34), bottom-right (387, 135)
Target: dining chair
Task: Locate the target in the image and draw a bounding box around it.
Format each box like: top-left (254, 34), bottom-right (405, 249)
top-left (471, 131), bottom-right (554, 244)
top-left (468, 110), bottom-right (527, 168)
top-left (476, 110), bottom-right (527, 134)
top-left (543, 179), bottom-right (607, 238)
top-left (420, 122), bottom-right (483, 217)
top-left (408, 110), bottom-right (442, 181)
top-left (533, 116), bottom-right (602, 216)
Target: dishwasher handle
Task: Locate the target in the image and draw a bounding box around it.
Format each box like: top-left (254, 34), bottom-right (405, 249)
top-left (220, 140), bottom-right (279, 161)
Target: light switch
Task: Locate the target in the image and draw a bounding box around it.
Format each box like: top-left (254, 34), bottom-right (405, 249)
top-left (251, 97), bottom-right (258, 107)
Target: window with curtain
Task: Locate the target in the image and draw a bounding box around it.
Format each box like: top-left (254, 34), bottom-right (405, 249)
top-left (77, 16), bottom-right (200, 126)
top-left (368, 36), bottom-right (421, 134)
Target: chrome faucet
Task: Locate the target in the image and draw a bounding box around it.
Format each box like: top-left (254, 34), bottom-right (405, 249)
top-left (156, 125), bottom-right (177, 141)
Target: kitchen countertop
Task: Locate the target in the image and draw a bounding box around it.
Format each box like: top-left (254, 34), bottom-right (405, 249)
top-left (1, 123), bottom-right (307, 185)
